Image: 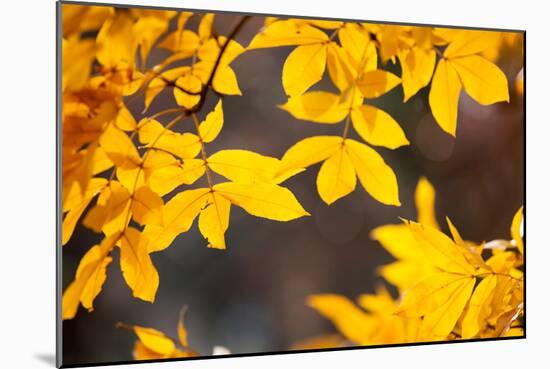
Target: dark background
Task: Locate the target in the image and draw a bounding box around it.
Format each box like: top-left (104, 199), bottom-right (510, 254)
top-left (62, 8), bottom-right (525, 365)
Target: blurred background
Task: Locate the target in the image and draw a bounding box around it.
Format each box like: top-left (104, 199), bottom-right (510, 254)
top-left (62, 8), bottom-right (524, 365)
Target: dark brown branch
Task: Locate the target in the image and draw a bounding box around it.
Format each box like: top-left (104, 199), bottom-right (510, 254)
top-left (159, 75), bottom-right (201, 96)
top-left (191, 15), bottom-right (251, 113)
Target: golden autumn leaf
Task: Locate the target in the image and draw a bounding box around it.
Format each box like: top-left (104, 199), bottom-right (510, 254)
top-left (148, 159), bottom-right (206, 196)
top-left (316, 147), bottom-right (357, 205)
top-left (62, 178), bottom-right (108, 245)
top-left (138, 119), bottom-right (201, 160)
top-left (308, 294), bottom-right (375, 345)
top-left (279, 136), bottom-right (400, 206)
top-left (450, 55), bottom-right (509, 105)
top-left (198, 192), bottom-right (231, 250)
top-left (248, 20), bottom-right (328, 49)
top-left (144, 188), bottom-right (210, 252)
top-left (415, 177), bottom-right (439, 230)
top-left (345, 139), bottom-right (400, 206)
top-left (350, 104), bottom-right (409, 149)
top-left (134, 326), bottom-right (175, 355)
top-left (279, 136), bottom-right (344, 174)
top-left (356, 70), bottom-right (401, 99)
top-left (213, 182), bottom-right (310, 221)
top-left (198, 99), bottom-right (224, 142)
top-left (119, 228), bottom-right (159, 302)
top-left (429, 59), bottom-right (462, 136)
top-left (399, 46), bottom-right (436, 102)
top-left (282, 43), bottom-right (327, 96)
top-left (61, 6), bottom-right (524, 334)
top-left (208, 150), bottom-right (291, 184)
top-left (462, 274), bottom-right (497, 338)
top-left (280, 91), bottom-right (349, 124)
top-left (62, 233), bottom-right (119, 320)
top-left (429, 31), bottom-right (510, 136)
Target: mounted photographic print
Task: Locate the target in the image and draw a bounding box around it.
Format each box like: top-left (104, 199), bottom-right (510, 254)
top-left (57, 0), bottom-right (525, 367)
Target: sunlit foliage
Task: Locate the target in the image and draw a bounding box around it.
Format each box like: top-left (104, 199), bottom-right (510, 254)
top-left (61, 4), bottom-right (523, 354)
top-left (307, 178), bottom-right (524, 345)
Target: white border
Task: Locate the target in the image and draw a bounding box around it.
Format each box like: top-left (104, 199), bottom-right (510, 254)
top-left (1, 0), bottom-right (546, 368)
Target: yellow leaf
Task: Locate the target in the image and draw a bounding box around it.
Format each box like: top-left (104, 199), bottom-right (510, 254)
top-left (308, 294), bottom-right (375, 345)
top-left (142, 149), bottom-right (178, 172)
top-left (131, 186), bottom-right (164, 225)
top-left (138, 119), bottom-right (201, 159)
top-left (397, 271), bottom-right (467, 315)
top-left (148, 159), bottom-right (206, 196)
top-left (344, 139), bottom-right (400, 206)
top-left (300, 19), bottom-right (344, 30)
top-left (198, 100), bottom-right (223, 143)
top-left (338, 23), bottom-right (376, 70)
top-left (62, 37), bottom-right (96, 91)
top-left (248, 20), bottom-right (328, 49)
top-left (144, 188), bottom-right (210, 252)
top-left (357, 286), bottom-right (398, 314)
top-left (350, 105), bottom-right (409, 149)
top-left (371, 223), bottom-right (434, 291)
top-left (380, 260), bottom-right (433, 293)
top-left (486, 251), bottom-right (517, 274)
top-left (119, 228), bottom-right (159, 302)
top-left (62, 233), bottom-right (119, 320)
top-left (446, 217), bottom-right (490, 272)
top-left (282, 44), bottom-right (327, 96)
top-left (450, 55), bottom-right (509, 105)
top-left (116, 166), bottom-right (145, 193)
top-left (405, 220), bottom-right (476, 275)
top-left (371, 224), bottom-right (422, 261)
top-left (316, 147), bottom-right (356, 205)
top-left (429, 59), bottom-right (462, 136)
top-left (198, 192), bottom-right (231, 249)
top-left (356, 70), bottom-right (401, 99)
top-left (279, 136), bottom-right (343, 175)
top-left (96, 12), bottom-right (136, 69)
top-left (199, 37), bottom-right (244, 66)
top-left (511, 206), bottom-right (524, 254)
top-left (198, 13), bottom-right (215, 41)
top-left (134, 326), bottom-right (175, 355)
top-left (62, 178), bottom-right (107, 245)
top-left (443, 30), bottom-right (500, 59)
top-left (208, 149), bottom-right (285, 184)
top-left (415, 177), bottom-right (439, 230)
top-left (399, 47), bottom-right (436, 102)
top-left (84, 181), bottom-right (132, 236)
top-left (462, 275), bottom-right (497, 338)
top-left (280, 92), bottom-right (349, 124)
top-left (419, 276), bottom-right (475, 339)
top-left (327, 42), bottom-right (356, 92)
top-left (212, 65), bottom-right (242, 95)
top-left (62, 4), bottom-right (114, 37)
top-left (158, 30), bottom-right (200, 56)
top-left (214, 182), bottom-right (310, 221)
top-left (446, 216), bottom-right (465, 245)
top-left (133, 16), bottom-right (171, 63)
top-left (115, 104), bottom-right (137, 131)
top-left (174, 72), bottom-right (202, 109)
top-left (100, 124), bottom-right (141, 169)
